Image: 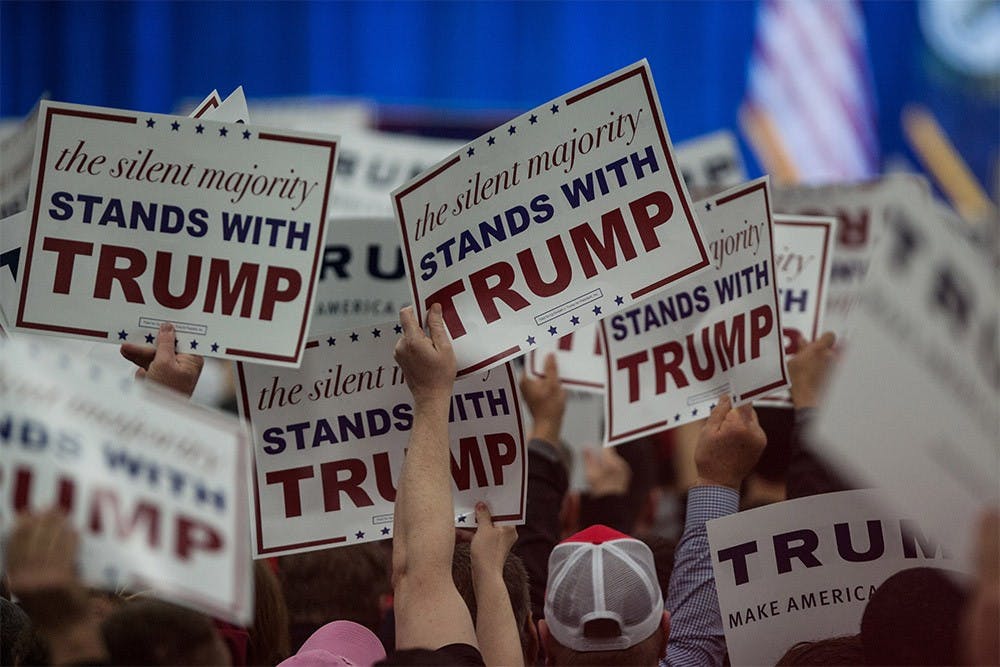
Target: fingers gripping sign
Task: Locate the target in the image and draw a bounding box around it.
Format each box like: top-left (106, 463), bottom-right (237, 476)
top-left (394, 304), bottom-right (457, 404)
top-left (694, 394), bottom-right (768, 490)
top-left (120, 322), bottom-right (205, 398)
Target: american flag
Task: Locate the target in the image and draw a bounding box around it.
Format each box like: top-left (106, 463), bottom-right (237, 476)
top-left (744, 0), bottom-right (879, 183)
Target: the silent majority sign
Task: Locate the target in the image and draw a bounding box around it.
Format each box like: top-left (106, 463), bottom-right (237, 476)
top-left (12, 100), bottom-right (339, 367)
top-left (236, 320), bottom-right (528, 557)
top-left (393, 60), bottom-right (709, 376)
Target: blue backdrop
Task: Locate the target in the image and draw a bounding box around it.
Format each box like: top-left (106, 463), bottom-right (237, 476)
top-left (2, 1), bottom-right (997, 191)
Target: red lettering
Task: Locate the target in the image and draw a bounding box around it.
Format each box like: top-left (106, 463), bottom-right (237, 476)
top-left (749, 305), bottom-right (774, 358)
top-left (517, 236), bottom-right (571, 297)
top-left (94, 244), bottom-right (147, 303)
top-left (175, 515), bottom-right (223, 561)
top-left (469, 261), bottom-right (530, 325)
top-left (373, 451), bottom-right (398, 502)
top-left (714, 314), bottom-right (746, 371)
top-left (152, 251), bottom-right (201, 309)
top-left (259, 266), bottom-right (301, 321)
top-left (204, 258), bottom-right (259, 317)
top-left (88, 488), bottom-right (161, 548)
top-left (629, 190), bottom-right (674, 252)
top-left (319, 458), bottom-right (374, 511)
top-left (426, 280), bottom-right (468, 338)
top-left (12, 466), bottom-right (75, 512)
top-left (616, 350), bottom-right (649, 403)
top-left (653, 341), bottom-right (689, 393)
top-left (686, 327), bottom-right (715, 381)
top-left (484, 432), bottom-right (516, 485)
top-left (42, 237), bottom-right (94, 294)
top-left (569, 206), bottom-right (638, 278)
top-left (265, 466), bottom-right (314, 518)
top-left (450, 436), bottom-right (489, 491)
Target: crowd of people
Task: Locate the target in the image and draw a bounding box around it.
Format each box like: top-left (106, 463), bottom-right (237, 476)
top-left (2, 310), bottom-right (998, 666)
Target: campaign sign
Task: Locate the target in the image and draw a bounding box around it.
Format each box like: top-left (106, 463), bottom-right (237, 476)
top-left (812, 197), bottom-right (999, 568)
top-left (236, 321), bottom-right (528, 557)
top-left (708, 490), bottom-right (969, 666)
top-left (755, 214), bottom-right (835, 407)
top-left (772, 174), bottom-right (928, 336)
top-left (0, 99), bottom-right (41, 219)
top-left (311, 217), bottom-right (411, 332)
top-left (393, 60), bottom-right (709, 376)
top-left (331, 130), bottom-right (462, 218)
top-left (526, 323), bottom-right (604, 393)
top-left (0, 336), bottom-right (253, 624)
top-left (14, 100), bottom-right (339, 366)
top-left (601, 178), bottom-right (786, 446)
top-left (0, 212), bottom-right (26, 328)
top-left (674, 130), bottom-right (747, 192)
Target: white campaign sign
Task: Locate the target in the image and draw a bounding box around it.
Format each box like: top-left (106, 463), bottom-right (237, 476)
top-left (772, 174), bottom-right (928, 336)
top-left (755, 214), bottom-right (835, 407)
top-left (331, 130), bottom-right (462, 218)
top-left (812, 196), bottom-right (999, 568)
top-left (0, 100), bottom-right (42, 219)
top-left (601, 178), bottom-right (786, 446)
top-left (526, 323), bottom-right (604, 394)
top-left (0, 336), bottom-right (252, 624)
top-left (236, 321), bottom-right (528, 557)
top-left (393, 60), bottom-right (709, 376)
top-left (310, 217), bottom-right (411, 333)
top-left (674, 130), bottom-right (747, 192)
top-left (13, 100), bottom-right (339, 366)
top-left (709, 490), bottom-right (970, 666)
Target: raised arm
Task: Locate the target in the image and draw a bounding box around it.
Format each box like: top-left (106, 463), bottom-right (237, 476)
top-left (665, 395), bottom-right (766, 667)
top-left (391, 304), bottom-right (478, 650)
top-left (470, 502), bottom-right (523, 666)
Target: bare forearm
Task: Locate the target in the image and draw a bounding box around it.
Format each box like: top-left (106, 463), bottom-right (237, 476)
top-left (472, 572), bottom-right (523, 666)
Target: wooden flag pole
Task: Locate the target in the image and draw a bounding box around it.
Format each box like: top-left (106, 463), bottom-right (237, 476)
top-left (902, 104), bottom-right (997, 223)
top-left (738, 103), bottom-right (799, 185)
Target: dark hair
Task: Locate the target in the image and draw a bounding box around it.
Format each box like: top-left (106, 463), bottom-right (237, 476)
top-left (860, 567), bottom-right (966, 665)
top-left (451, 541), bottom-right (533, 660)
top-left (278, 543), bottom-right (390, 640)
top-left (776, 634), bottom-right (865, 665)
top-left (248, 560), bottom-right (291, 665)
top-left (101, 598), bottom-right (225, 665)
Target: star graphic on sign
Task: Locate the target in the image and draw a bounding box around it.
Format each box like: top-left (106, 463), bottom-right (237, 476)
top-left (170, 121), bottom-right (180, 131)
top-left (570, 315), bottom-right (580, 325)
top-left (381, 527), bottom-right (390, 536)
top-left (614, 295), bottom-right (624, 306)
top-left (592, 306), bottom-right (602, 316)
top-left (211, 342), bottom-right (219, 352)
top-left (487, 135), bottom-right (495, 146)
top-left (145, 118), bottom-right (155, 128)
top-left (350, 332), bottom-right (359, 342)
top-left (466, 147), bottom-right (475, 157)
top-left (705, 202), bottom-right (712, 211)
top-left (190, 339), bottom-right (198, 350)
top-left (529, 114), bottom-right (538, 124)
top-left (219, 127), bottom-right (228, 137)
top-left (674, 414), bottom-right (681, 421)
top-left (355, 531), bottom-right (365, 539)
top-left (327, 336), bottom-right (336, 346)
top-left (195, 124), bottom-right (204, 134)
top-left (372, 328), bottom-right (381, 338)
top-left (144, 333), bottom-right (155, 344)
top-left (242, 129), bottom-right (251, 139)
top-left (526, 336), bottom-right (536, 345)
top-left (548, 326), bottom-right (558, 336)
top-left (393, 324), bottom-right (402, 334)
top-left (457, 515), bottom-right (466, 523)
top-left (117, 329), bottom-right (128, 340)
top-left (691, 408), bottom-right (698, 416)
top-left (507, 124), bottom-right (516, 135)
top-left (550, 103), bottom-right (559, 113)
top-left (710, 403), bottom-right (716, 410)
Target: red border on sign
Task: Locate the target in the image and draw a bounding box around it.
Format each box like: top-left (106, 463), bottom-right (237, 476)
top-left (393, 62), bottom-right (709, 376)
top-left (604, 180), bottom-right (788, 444)
top-left (191, 96), bottom-right (220, 119)
top-left (237, 339), bottom-right (529, 555)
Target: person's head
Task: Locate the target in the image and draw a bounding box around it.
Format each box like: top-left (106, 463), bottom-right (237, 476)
top-left (249, 560), bottom-right (291, 665)
top-left (278, 543), bottom-right (390, 649)
top-left (776, 634), bottom-right (865, 665)
top-left (452, 540), bottom-right (538, 663)
top-left (101, 598), bottom-right (231, 665)
top-left (277, 620), bottom-right (386, 667)
top-left (539, 525), bottom-right (669, 666)
top-left (860, 567), bottom-right (967, 665)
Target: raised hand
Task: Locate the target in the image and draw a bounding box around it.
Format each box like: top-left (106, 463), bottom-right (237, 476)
top-left (120, 322), bottom-right (204, 398)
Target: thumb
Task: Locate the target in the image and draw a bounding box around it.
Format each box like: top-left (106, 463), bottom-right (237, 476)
top-left (474, 501), bottom-right (493, 527)
top-left (154, 322), bottom-right (178, 366)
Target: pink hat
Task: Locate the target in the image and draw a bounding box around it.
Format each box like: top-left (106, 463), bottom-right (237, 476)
top-left (278, 621), bottom-right (387, 667)
top-left (544, 525), bottom-right (663, 652)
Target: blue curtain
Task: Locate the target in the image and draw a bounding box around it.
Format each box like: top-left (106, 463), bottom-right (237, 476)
top-left (2, 1), bottom-right (996, 190)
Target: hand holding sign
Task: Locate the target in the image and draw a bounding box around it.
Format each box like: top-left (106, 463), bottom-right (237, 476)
top-left (5, 509), bottom-right (82, 598)
top-left (520, 353), bottom-right (566, 445)
top-left (395, 304), bottom-right (456, 406)
top-left (120, 321), bottom-right (204, 397)
top-left (694, 395), bottom-right (766, 490)
top-left (787, 332), bottom-right (837, 409)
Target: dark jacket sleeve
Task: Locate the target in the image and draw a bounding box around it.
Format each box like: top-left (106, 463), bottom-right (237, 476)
top-left (512, 438), bottom-right (568, 622)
